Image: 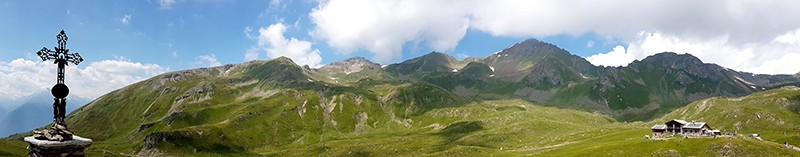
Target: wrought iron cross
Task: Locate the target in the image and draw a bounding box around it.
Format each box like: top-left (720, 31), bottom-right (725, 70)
top-left (37, 30), bottom-right (83, 85)
top-left (33, 30), bottom-right (83, 138)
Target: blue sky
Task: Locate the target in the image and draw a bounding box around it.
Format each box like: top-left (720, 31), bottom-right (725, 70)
top-left (0, 0), bottom-right (620, 70)
top-left (1, 0), bottom-right (800, 105)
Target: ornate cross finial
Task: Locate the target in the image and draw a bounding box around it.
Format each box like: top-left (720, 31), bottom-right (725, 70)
top-left (36, 30), bottom-right (83, 85)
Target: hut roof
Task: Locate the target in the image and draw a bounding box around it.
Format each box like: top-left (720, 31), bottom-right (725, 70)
top-left (684, 122), bottom-right (708, 129)
top-left (667, 119), bottom-right (688, 125)
top-left (651, 125), bottom-right (667, 130)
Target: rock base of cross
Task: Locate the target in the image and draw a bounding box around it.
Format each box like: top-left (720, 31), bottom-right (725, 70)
top-left (23, 136), bottom-right (92, 157)
top-left (33, 122), bottom-right (74, 141)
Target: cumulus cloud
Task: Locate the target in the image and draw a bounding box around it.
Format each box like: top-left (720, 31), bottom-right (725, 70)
top-left (250, 22), bottom-right (322, 67)
top-left (585, 45), bottom-right (634, 67)
top-left (159, 0), bottom-right (177, 9)
top-left (310, 0), bottom-right (800, 74)
top-left (310, 0), bottom-right (469, 64)
top-left (0, 59), bottom-right (168, 100)
top-left (121, 14), bottom-right (131, 25)
top-left (196, 54), bottom-right (221, 67)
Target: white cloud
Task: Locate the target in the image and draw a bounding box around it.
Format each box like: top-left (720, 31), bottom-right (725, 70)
top-left (121, 14), bottom-right (131, 25)
top-left (196, 54), bottom-right (221, 67)
top-left (310, 0), bottom-right (469, 64)
top-left (586, 41), bottom-right (595, 48)
top-left (310, 0), bottom-right (800, 73)
top-left (585, 45), bottom-right (634, 67)
top-left (774, 29), bottom-right (800, 45)
top-left (0, 58), bottom-right (168, 100)
top-left (250, 23), bottom-right (322, 67)
top-left (159, 0), bottom-right (177, 9)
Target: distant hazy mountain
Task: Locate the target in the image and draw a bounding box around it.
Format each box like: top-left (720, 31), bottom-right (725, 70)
top-left (0, 91), bottom-right (89, 137)
top-left (0, 96), bottom-right (22, 114)
top-left (0, 106), bottom-right (6, 122)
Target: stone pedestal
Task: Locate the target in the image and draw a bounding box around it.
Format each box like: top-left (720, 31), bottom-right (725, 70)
top-left (24, 136), bottom-right (92, 157)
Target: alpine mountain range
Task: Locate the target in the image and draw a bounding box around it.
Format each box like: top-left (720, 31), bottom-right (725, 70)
top-left (3, 38), bottom-right (800, 156)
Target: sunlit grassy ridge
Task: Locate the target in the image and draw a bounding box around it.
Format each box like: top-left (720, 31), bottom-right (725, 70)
top-left (251, 99), bottom-right (619, 156)
top-left (0, 139), bottom-right (26, 156)
top-left (658, 86), bottom-right (800, 146)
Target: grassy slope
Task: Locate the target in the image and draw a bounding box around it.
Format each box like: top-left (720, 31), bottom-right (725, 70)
top-left (236, 86), bottom-right (800, 156)
top-left (0, 139), bottom-right (26, 156)
top-left (259, 98), bottom-right (800, 156)
top-left (658, 86), bottom-right (800, 146)
top-left (538, 128), bottom-right (798, 156)
top-left (253, 99), bottom-right (618, 156)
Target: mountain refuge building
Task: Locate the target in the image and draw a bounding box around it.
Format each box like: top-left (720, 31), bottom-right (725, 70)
top-left (651, 119), bottom-right (720, 137)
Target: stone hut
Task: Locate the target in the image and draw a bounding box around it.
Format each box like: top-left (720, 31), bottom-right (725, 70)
top-left (664, 119), bottom-right (688, 134)
top-left (652, 119), bottom-right (718, 137)
top-left (651, 125), bottom-right (667, 137)
top-left (683, 121), bottom-right (712, 136)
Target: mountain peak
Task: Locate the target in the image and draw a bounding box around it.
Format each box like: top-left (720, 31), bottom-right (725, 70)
top-left (330, 56), bottom-right (376, 65)
top-left (414, 51), bottom-right (457, 64)
top-left (422, 51), bottom-right (450, 59)
top-left (233, 56), bottom-right (311, 82)
top-left (384, 51), bottom-right (460, 75)
top-left (514, 38), bottom-right (556, 49)
top-left (632, 52), bottom-right (730, 81)
top-left (319, 56), bottom-right (381, 75)
top-left (342, 56), bottom-right (370, 63)
top-left (494, 38), bottom-right (569, 57)
top-left (640, 52), bottom-right (704, 65)
top-left (272, 56), bottom-right (296, 64)
top-left (519, 38), bottom-right (545, 45)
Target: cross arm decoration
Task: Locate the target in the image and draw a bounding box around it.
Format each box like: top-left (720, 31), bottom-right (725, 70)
top-left (65, 52), bottom-right (84, 65)
top-left (36, 47), bottom-right (57, 60)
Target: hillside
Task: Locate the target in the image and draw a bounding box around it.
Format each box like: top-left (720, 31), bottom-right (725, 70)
top-left (534, 86), bottom-right (800, 156)
top-left (0, 139), bottom-right (26, 156)
top-left (658, 86), bottom-right (800, 146)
